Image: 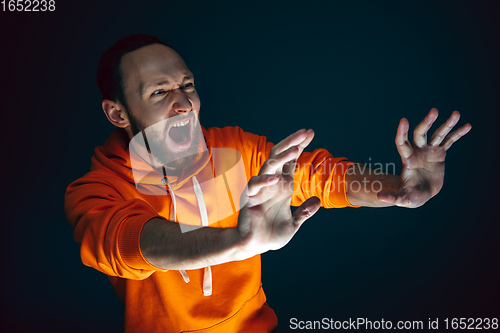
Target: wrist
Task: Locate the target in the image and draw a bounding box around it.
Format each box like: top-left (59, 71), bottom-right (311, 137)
top-left (224, 227), bottom-right (256, 262)
top-left (345, 165), bottom-right (401, 207)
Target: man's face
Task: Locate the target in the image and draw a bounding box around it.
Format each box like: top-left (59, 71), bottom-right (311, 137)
top-left (120, 43), bottom-right (203, 171)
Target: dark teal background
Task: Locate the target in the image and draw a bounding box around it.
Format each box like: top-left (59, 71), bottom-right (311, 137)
top-left (1, 0), bottom-right (498, 332)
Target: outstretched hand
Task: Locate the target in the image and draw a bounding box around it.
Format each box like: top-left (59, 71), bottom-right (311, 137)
top-left (377, 108), bottom-right (472, 208)
top-left (235, 129), bottom-right (321, 257)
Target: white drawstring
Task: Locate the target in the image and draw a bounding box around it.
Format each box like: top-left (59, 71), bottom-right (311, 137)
top-left (192, 176), bottom-right (209, 227)
top-left (193, 175), bottom-right (212, 296)
top-left (203, 266), bottom-right (212, 296)
top-left (165, 176), bottom-right (177, 222)
top-left (164, 176), bottom-right (191, 284)
top-left (164, 174), bottom-right (212, 295)
top-left (179, 269), bottom-right (190, 283)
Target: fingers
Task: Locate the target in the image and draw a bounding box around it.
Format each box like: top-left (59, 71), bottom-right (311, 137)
top-left (260, 145), bottom-right (300, 175)
top-left (279, 129), bottom-right (314, 176)
top-left (270, 129), bottom-right (313, 158)
top-left (282, 159), bottom-right (297, 177)
top-left (262, 129), bottom-right (314, 177)
top-left (297, 129), bottom-right (315, 152)
top-left (247, 174), bottom-right (280, 197)
top-left (429, 111), bottom-right (461, 146)
top-left (441, 123), bottom-right (472, 151)
top-left (410, 109), bottom-right (471, 151)
top-left (413, 108), bottom-right (438, 148)
top-left (395, 118), bottom-right (413, 161)
top-left (245, 173), bottom-right (294, 207)
top-left (291, 196), bottom-right (321, 228)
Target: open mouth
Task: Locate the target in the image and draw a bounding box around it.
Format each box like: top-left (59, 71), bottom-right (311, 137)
top-left (167, 118), bottom-right (192, 148)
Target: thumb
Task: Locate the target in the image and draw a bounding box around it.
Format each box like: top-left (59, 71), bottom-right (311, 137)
top-left (292, 196), bottom-right (321, 228)
top-left (378, 188), bottom-right (412, 207)
top-left (377, 189), bottom-right (397, 204)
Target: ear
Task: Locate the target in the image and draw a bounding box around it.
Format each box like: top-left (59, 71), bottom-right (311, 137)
top-left (102, 99), bottom-right (131, 128)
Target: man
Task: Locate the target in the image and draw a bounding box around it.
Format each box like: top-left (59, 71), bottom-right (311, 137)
top-left (65, 34), bottom-right (471, 332)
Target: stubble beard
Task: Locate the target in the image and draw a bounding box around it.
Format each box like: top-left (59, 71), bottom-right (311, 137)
top-left (129, 112), bottom-right (204, 174)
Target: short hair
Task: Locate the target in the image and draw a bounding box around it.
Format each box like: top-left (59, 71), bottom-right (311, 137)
top-left (96, 34), bottom-right (174, 109)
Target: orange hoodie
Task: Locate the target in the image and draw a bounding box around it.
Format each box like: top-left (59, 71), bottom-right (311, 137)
top-left (64, 125), bottom-right (359, 332)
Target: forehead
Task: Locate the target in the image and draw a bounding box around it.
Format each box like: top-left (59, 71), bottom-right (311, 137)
top-left (120, 43), bottom-right (191, 90)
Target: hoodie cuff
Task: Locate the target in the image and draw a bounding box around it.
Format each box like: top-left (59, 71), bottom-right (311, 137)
top-left (118, 214), bottom-right (169, 271)
top-left (331, 160), bottom-right (362, 208)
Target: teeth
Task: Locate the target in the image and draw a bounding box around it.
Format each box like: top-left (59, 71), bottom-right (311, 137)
top-left (172, 119), bottom-right (189, 127)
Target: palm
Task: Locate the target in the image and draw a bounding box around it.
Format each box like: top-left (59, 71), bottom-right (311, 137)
top-left (238, 182), bottom-right (294, 251)
top-left (378, 108), bottom-right (471, 208)
top-left (236, 129), bottom-right (320, 255)
top-left (399, 149), bottom-right (444, 207)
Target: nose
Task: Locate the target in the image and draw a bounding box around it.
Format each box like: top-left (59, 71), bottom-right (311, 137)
top-left (170, 88), bottom-right (192, 115)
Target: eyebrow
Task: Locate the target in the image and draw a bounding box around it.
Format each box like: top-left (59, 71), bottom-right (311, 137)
top-left (139, 75), bottom-right (193, 96)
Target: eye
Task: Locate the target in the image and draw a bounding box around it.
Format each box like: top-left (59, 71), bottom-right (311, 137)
top-left (151, 89), bottom-right (167, 97)
top-left (182, 83), bottom-right (194, 90)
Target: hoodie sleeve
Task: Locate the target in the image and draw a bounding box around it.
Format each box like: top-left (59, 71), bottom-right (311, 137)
top-left (234, 127), bottom-right (360, 208)
top-left (292, 149), bottom-right (361, 208)
top-left (64, 172), bottom-right (168, 280)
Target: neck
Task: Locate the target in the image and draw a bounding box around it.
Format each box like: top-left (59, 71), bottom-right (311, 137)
top-left (162, 165), bottom-right (183, 178)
